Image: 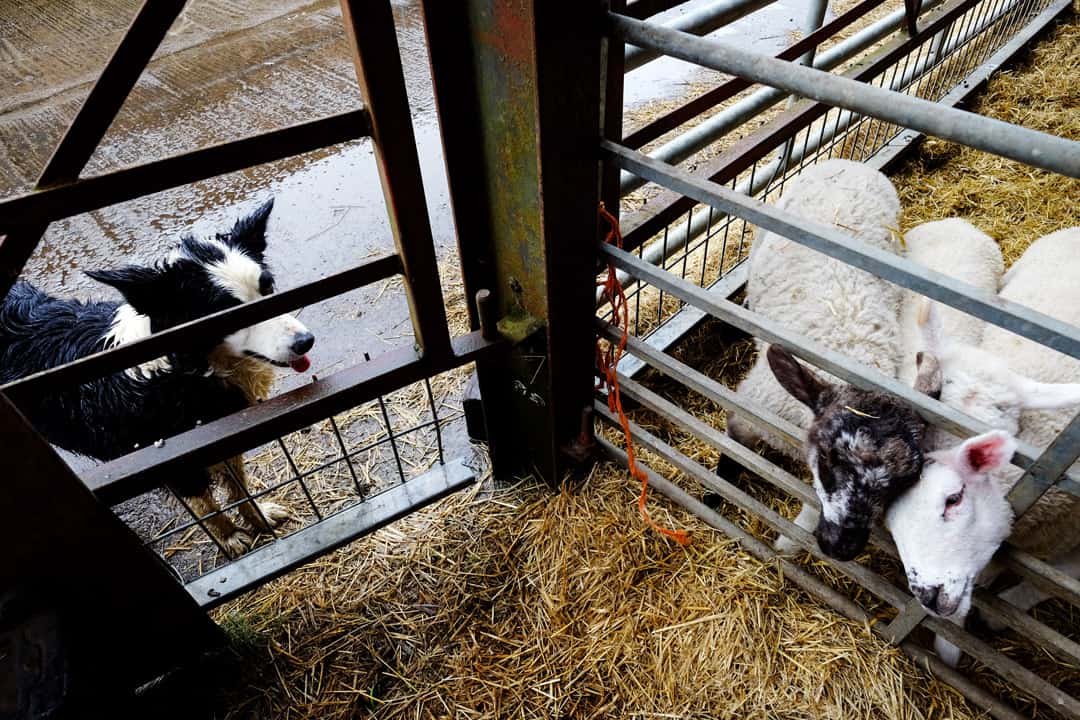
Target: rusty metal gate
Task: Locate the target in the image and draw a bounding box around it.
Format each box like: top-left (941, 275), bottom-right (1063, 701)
top-left (595, 0), bottom-right (1080, 717)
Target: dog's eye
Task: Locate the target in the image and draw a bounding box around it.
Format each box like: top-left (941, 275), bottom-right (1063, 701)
top-left (944, 488), bottom-right (964, 510)
top-left (258, 270), bottom-right (275, 296)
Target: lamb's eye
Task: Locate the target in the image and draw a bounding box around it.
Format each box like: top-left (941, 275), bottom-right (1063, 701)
top-left (945, 489), bottom-right (964, 509)
top-left (258, 270), bottom-right (275, 296)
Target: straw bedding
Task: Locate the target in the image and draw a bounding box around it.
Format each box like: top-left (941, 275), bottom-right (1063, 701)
top-left (212, 13), bottom-right (1079, 720)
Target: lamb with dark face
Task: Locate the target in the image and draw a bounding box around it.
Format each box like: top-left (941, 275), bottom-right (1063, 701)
top-left (767, 345), bottom-right (942, 560)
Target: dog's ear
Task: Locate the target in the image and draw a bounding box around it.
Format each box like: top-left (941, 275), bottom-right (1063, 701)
top-left (222, 197), bottom-right (274, 259)
top-left (86, 265), bottom-right (181, 318)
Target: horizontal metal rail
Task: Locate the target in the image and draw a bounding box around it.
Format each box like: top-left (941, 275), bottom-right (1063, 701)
top-left (595, 433), bottom-right (1067, 719)
top-left (0, 253), bottom-right (402, 402)
top-left (613, 0), bottom-right (1049, 309)
top-left (620, 0), bottom-right (982, 245)
top-left (619, 0), bottom-right (957, 194)
top-left (0, 110), bottom-right (371, 229)
top-left (186, 455), bottom-right (476, 608)
top-left (85, 330), bottom-right (501, 505)
top-left (608, 10), bottom-right (1080, 178)
top-left (624, 0), bottom-right (778, 72)
top-left (622, 0), bottom-right (886, 149)
top-left (597, 239), bottom-right (1080, 498)
top-left (605, 140), bottom-right (1080, 360)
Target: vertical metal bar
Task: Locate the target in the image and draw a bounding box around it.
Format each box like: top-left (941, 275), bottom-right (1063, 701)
top-left (339, 0), bottom-right (453, 360)
top-left (171, 490), bottom-right (236, 560)
top-left (1009, 412), bottom-right (1080, 515)
top-left (220, 459), bottom-right (276, 539)
top-left (423, 378), bottom-right (446, 465)
top-left (277, 438), bottom-right (323, 521)
top-left (328, 415), bottom-right (365, 497)
top-left (377, 394), bottom-right (408, 485)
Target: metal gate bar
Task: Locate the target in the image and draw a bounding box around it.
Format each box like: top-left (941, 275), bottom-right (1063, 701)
top-left (83, 331), bottom-right (497, 506)
top-left (599, 237), bottom-right (1080, 507)
top-left (185, 456), bottom-right (476, 609)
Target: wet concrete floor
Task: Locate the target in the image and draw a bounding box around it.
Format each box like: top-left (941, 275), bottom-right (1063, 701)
top-left (0, 0), bottom-right (806, 568)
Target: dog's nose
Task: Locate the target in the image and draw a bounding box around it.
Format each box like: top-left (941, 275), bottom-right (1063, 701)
top-left (291, 332), bottom-right (315, 355)
top-left (912, 584), bottom-right (943, 613)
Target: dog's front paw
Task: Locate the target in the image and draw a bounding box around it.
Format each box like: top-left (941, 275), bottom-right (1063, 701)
top-left (257, 501), bottom-right (293, 527)
top-left (222, 529), bottom-right (253, 557)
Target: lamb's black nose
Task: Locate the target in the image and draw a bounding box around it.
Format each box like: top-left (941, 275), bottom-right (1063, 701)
top-left (912, 584), bottom-right (943, 613)
top-left (291, 332), bottom-right (315, 355)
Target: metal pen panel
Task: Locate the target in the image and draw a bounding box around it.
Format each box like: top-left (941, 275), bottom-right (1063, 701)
top-left (605, 139), bottom-right (1080, 360)
top-left (0, 111), bottom-right (372, 229)
top-left (608, 10), bottom-right (1080, 177)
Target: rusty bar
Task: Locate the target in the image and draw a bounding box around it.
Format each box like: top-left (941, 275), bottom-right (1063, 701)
top-left (36, 0), bottom-right (188, 187)
top-left (621, 0), bottom-right (985, 249)
top-left (339, 0), bottom-right (453, 360)
top-left (602, 0), bottom-right (628, 206)
top-left (476, 289), bottom-right (498, 341)
top-left (0, 110), bottom-right (371, 230)
top-left (84, 331), bottom-right (500, 505)
top-left (1, 254), bottom-right (403, 404)
top-left (622, 0), bottom-right (885, 149)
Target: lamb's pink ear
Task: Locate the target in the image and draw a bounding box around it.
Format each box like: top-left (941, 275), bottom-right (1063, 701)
top-left (952, 431), bottom-right (1017, 477)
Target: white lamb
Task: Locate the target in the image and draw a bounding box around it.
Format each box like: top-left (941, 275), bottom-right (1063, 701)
top-left (725, 159), bottom-right (945, 561)
top-left (886, 227), bottom-right (1080, 667)
top-left (898, 218), bottom-right (1004, 386)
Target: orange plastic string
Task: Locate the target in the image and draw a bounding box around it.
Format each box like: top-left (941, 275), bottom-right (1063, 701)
top-left (596, 202), bottom-right (690, 546)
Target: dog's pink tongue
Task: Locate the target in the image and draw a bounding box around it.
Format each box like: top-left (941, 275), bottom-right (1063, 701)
top-left (290, 355), bottom-right (311, 373)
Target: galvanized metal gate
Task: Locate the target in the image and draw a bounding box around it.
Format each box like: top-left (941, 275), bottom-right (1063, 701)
top-left (595, 0), bottom-right (1080, 717)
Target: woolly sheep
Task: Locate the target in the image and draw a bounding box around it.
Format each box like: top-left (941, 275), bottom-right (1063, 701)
top-left (886, 228), bottom-right (1080, 666)
top-left (898, 218), bottom-right (1004, 386)
top-left (725, 159), bottom-right (940, 560)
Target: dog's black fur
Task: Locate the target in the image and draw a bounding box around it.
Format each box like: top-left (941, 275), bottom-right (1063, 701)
top-left (0, 200), bottom-right (280, 497)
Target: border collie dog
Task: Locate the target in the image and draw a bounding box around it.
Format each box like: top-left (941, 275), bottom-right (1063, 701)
top-left (0, 198), bottom-right (312, 555)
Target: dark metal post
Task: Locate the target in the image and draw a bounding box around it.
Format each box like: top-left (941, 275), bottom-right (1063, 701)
top-left (422, 0), bottom-right (606, 483)
top-left (0, 394), bottom-right (220, 715)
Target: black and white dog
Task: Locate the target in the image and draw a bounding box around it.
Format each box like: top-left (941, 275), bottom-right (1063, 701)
top-left (0, 198), bottom-right (312, 554)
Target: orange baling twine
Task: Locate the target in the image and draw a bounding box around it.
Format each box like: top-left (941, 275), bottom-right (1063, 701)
top-left (596, 202), bottom-right (691, 546)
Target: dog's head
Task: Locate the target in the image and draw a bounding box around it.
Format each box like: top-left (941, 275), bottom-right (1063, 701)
top-left (88, 198), bottom-right (314, 373)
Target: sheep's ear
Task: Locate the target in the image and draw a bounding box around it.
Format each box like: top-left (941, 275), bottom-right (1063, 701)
top-left (913, 351), bottom-right (943, 400)
top-left (1014, 376), bottom-right (1080, 411)
top-left (916, 299), bottom-right (947, 355)
top-left (951, 430), bottom-right (1017, 478)
top-left (767, 345), bottom-right (828, 411)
